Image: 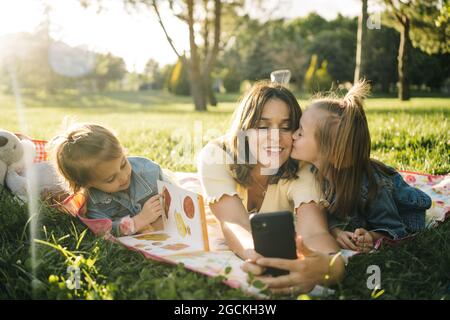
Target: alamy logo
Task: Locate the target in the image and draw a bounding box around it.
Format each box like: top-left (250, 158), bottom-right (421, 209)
top-left (66, 266), bottom-right (81, 290)
top-left (367, 12), bottom-right (381, 30)
top-left (366, 265), bottom-right (385, 298)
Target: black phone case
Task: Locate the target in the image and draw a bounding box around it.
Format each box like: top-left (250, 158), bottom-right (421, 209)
top-left (250, 211), bottom-right (297, 277)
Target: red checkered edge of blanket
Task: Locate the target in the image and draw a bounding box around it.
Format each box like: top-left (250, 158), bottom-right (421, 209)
top-left (60, 193), bottom-right (112, 236)
top-left (15, 133), bottom-right (48, 163)
top-left (14, 134), bottom-right (110, 235)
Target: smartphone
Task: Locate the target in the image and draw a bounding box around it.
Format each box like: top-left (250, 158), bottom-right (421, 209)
top-left (250, 211), bottom-right (297, 277)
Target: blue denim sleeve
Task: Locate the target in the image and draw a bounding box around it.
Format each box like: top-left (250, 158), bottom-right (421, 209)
top-left (366, 185), bottom-right (409, 240)
top-left (133, 157), bottom-right (162, 192)
top-left (391, 173), bottom-right (429, 232)
top-left (86, 201), bottom-right (130, 236)
top-left (392, 173), bottom-right (432, 210)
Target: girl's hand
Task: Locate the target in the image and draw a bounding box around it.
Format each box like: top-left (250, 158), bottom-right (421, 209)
top-left (352, 228), bottom-right (374, 253)
top-left (141, 194), bottom-right (164, 224)
top-left (133, 195), bottom-right (163, 232)
top-left (331, 227), bottom-right (358, 251)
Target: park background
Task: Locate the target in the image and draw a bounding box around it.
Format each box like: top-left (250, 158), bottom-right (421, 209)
top-left (0, 0), bottom-right (449, 299)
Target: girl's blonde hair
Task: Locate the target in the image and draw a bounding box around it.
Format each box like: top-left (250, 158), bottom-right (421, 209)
top-left (50, 123), bottom-right (123, 193)
top-left (219, 80), bottom-right (302, 186)
top-left (310, 80), bottom-right (394, 218)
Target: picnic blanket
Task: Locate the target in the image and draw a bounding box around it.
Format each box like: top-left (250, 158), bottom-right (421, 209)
top-left (18, 136), bottom-right (450, 296)
top-left (61, 170), bottom-right (450, 297)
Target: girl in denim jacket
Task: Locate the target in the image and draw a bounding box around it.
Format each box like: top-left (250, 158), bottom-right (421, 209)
top-left (51, 123), bottom-right (164, 236)
top-left (290, 80), bottom-right (432, 252)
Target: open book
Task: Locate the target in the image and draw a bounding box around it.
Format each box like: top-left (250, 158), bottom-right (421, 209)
top-left (116, 180), bottom-right (210, 256)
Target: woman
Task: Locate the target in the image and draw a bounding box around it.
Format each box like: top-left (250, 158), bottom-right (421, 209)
top-left (197, 81), bottom-right (345, 294)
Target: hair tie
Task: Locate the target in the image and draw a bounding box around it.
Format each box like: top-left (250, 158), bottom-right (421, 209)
top-left (67, 134), bottom-right (82, 145)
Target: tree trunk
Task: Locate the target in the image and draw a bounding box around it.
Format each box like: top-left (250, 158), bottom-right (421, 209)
top-left (354, 0), bottom-right (368, 83)
top-left (187, 0), bottom-right (207, 111)
top-left (208, 86), bottom-right (217, 106)
top-left (202, 0), bottom-right (217, 107)
top-left (397, 16), bottom-right (410, 101)
top-left (381, 79), bottom-right (390, 94)
top-left (205, 75), bottom-right (217, 106)
top-left (191, 72), bottom-right (207, 111)
top-left (201, 0), bottom-right (221, 109)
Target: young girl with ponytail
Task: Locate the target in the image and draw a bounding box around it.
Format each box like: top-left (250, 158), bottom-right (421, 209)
top-left (290, 80), bottom-right (432, 252)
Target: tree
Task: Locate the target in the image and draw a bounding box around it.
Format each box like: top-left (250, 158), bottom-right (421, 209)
top-left (168, 58), bottom-right (191, 95)
top-left (89, 53), bottom-right (127, 91)
top-left (364, 26), bottom-right (398, 93)
top-left (382, 0), bottom-right (449, 100)
top-left (306, 27), bottom-right (357, 85)
top-left (148, 0), bottom-right (223, 111)
top-left (304, 54), bottom-right (333, 92)
top-left (142, 59), bottom-right (166, 89)
top-left (354, 0), bottom-right (369, 83)
top-left (82, 0), bottom-right (240, 110)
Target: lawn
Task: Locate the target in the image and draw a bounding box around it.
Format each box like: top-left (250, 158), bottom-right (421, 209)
top-left (0, 89), bottom-right (449, 299)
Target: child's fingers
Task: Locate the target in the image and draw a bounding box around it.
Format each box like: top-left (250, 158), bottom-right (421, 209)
top-left (352, 231), bottom-right (366, 243)
top-left (148, 194), bottom-right (161, 202)
top-left (354, 228), bottom-right (368, 239)
top-left (344, 231), bottom-right (355, 238)
top-left (340, 235), bottom-right (358, 251)
top-left (363, 237), bottom-right (374, 247)
top-left (145, 195), bottom-right (161, 206)
top-left (336, 239), bottom-right (350, 250)
top-left (357, 244), bottom-right (372, 253)
top-left (355, 235), bottom-right (365, 245)
top-left (150, 209), bottom-right (163, 221)
top-left (356, 238), bottom-right (374, 253)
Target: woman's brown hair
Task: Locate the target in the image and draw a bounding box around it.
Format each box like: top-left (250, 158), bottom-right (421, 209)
top-left (221, 80), bottom-right (302, 186)
top-left (310, 80), bottom-right (394, 218)
top-left (50, 123), bottom-right (124, 194)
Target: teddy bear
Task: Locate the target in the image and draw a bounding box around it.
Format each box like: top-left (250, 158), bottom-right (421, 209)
top-left (0, 129), bottom-right (67, 202)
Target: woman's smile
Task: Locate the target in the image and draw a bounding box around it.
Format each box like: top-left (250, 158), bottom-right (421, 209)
top-left (264, 146), bottom-right (285, 156)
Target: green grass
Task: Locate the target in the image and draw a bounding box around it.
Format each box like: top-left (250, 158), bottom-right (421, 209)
top-left (0, 89), bottom-right (449, 299)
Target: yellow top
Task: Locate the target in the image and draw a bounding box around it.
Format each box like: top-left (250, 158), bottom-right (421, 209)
top-left (197, 143), bottom-right (324, 214)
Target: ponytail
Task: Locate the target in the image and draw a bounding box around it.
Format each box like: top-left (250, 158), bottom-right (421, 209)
top-left (309, 80), bottom-right (376, 218)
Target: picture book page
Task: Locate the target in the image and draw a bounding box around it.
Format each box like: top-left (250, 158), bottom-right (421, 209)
top-left (116, 180), bottom-right (209, 256)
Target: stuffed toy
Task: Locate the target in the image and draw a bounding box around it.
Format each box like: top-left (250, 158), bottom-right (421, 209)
top-left (0, 129), bottom-right (67, 202)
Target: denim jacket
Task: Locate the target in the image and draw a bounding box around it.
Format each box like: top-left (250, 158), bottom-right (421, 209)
top-left (327, 167), bottom-right (432, 240)
top-left (86, 157), bottom-right (162, 236)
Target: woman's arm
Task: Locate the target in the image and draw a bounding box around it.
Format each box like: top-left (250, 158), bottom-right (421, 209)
top-left (209, 194), bottom-right (257, 260)
top-left (296, 202), bottom-right (340, 253)
top-left (295, 202), bottom-right (345, 285)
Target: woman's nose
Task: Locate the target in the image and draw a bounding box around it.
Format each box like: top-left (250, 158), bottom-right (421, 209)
top-left (292, 130), bottom-right (299, 140)
top-left (267, 129), bottom-right (280, 142)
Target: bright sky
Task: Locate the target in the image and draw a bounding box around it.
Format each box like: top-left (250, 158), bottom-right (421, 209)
top-left (0, 0), bottom-right (380, 73)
